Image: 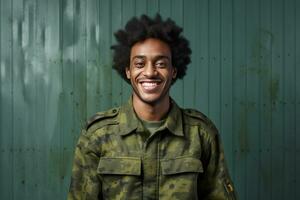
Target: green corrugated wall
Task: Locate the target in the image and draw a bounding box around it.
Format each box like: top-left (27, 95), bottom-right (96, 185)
top-left (0, 0), bottom-right (299, 199)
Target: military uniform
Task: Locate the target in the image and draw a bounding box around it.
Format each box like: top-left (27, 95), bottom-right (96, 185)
top-left (68, 98), bottom-right (237, 200)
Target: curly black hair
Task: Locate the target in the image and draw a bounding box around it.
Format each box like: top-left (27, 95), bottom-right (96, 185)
top-left (111, 14), bottom-right (191, 84)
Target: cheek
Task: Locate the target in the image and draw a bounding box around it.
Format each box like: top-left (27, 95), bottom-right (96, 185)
top-left (131, 69), bottom-right (143, 79)
top-left (166, 70), bottom-right (176, 81)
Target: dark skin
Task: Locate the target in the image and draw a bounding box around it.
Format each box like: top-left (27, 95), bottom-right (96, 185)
top-left (125, 38), bottom-right (177, 121)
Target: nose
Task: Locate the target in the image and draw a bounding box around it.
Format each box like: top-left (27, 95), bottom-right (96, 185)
top-left (143, 62), bottom-right (157, 77)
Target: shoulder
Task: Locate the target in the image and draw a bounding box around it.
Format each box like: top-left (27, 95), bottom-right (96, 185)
top-left (183, 108), bottom-right (218, 132)
top-left (182, 108), bottom-right (213, 126)
top-left (75, 107), bottom-right (120, 152)
top-left (85, 107), bottom-right (120, 131)
top-left (183, 108), bottom-right (219, 144)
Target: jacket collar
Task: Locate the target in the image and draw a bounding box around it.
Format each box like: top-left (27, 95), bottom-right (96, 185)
top-left (118, 97), bottom-right (184, 137)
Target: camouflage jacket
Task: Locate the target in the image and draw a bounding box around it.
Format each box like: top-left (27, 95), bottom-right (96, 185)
top-left (68, 98), bottom-right (237, 200)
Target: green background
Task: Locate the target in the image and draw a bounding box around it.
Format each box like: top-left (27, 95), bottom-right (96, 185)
top-left (0, 0), bottom-right (299, 199)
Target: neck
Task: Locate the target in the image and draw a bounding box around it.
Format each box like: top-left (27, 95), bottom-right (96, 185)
top-left (132, 95), bottom-right (170, 121)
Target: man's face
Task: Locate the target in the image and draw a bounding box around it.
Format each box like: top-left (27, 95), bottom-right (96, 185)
top-left (126, 38), bottom-right (177, 106)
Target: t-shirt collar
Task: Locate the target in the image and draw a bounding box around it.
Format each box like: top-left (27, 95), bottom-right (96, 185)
top-left (118, 97), bottom-right (184, 137)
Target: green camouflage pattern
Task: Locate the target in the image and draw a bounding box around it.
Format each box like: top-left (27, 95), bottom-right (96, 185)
top-left (68, 98), bottom-right (237, 200)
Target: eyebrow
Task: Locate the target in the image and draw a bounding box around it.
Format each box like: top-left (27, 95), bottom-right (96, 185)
top-left (131, 55), bottom-right (171, 62)
top-left (131, 55), bottom-right (145, 61)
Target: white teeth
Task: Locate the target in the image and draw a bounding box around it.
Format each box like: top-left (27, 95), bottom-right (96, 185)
top-left (142, 82), bottom-right (158, 87)
top-left (141, 82), bottom-right (159, 90)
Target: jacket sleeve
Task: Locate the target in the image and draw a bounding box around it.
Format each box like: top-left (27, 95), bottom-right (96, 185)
top-left (198, 127), bottom-right (237, 200)
top-left (67, 130), bottom-right (102, 200)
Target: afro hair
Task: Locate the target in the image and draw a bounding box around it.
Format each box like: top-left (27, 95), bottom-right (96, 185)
top-left (111, 14), bottom-right (191, 84)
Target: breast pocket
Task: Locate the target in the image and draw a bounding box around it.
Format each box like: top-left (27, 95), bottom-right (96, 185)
top-left (161, 157), bottom-right (203, 175)
top-left (97, 157), bottom-right (142, 199)
top-left (160, 157), bottom-right (203, 199)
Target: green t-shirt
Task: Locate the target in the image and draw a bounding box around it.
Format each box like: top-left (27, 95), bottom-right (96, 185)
top-left (140, 118), bottom-right (166, 138)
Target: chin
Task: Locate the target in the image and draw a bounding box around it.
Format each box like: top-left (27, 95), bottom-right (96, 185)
top-left (140, 96), bottom-right (161, 105)
top-left (137, 92), bottom-right (169, 105)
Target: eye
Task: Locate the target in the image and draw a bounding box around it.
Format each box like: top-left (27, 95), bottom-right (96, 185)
top-left (134, 61), bottom-right (144, 68)
top-left (155, 60), bottom-right (167, 68)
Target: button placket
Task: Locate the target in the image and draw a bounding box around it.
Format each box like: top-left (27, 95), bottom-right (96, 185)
top-left (141, 133), bottom-right (159, 199)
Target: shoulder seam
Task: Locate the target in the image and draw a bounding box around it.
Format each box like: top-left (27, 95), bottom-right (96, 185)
top-left (85, 107), bottom-right (119, 130)
top-left (183, 108), bottom-right (207, 120)
top-left (183, 108), bottom-right (216, 128)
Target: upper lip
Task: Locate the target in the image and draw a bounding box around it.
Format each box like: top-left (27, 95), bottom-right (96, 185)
top-left (138, 79), bottom-right (162, 83)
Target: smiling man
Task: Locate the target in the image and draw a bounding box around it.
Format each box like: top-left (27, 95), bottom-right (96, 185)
top-left (127, 38), bottom-right (176, 121)
top-left (68, 14), bottom-right (237, 200)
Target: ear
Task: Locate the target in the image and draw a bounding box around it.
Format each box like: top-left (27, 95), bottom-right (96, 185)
top-left (172, 67), bottom-right (177, 79)
top-left (125, 67), bottom-right (131, 79)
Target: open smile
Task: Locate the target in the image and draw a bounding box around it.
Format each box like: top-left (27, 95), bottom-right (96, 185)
top-left (139, 79), bottom-right (162, 92)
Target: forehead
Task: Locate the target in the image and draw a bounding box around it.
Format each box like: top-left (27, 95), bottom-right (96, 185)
top-left (130, 38), bottom-right (171, 59)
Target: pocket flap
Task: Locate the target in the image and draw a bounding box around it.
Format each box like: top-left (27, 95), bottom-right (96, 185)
top-left (161, 157), bottom-right (203, 175)
top-left (97, 157), bottom-right (141, 175)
